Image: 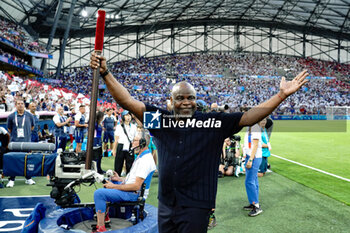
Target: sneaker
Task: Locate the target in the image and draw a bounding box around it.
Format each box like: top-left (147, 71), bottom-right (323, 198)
top-left (207, 214), bottom-right (217, 230)
top-left (6, 180), bottom-right (14, 188)
top-left (25, 179), bottom-right (36, 185)
top-left (234, 165), bottom-right (240, 177)
top-left (243, 204), bottom-right (254, 211)
top-left (218, 171), bottom-right (223, 178)
top-left (92, 225), bottom-right (107, 232)
top-left (248, 206), bottom-right (263, 217)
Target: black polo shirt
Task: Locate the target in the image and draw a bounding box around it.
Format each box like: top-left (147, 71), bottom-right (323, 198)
top-left (146, 104), bottom-right (243, 209)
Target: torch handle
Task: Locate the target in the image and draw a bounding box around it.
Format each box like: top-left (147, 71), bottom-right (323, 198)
top-left (85, 50), bottom-right (101, 170)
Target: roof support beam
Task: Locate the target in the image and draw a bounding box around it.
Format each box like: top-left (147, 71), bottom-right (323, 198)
top-left (19, 0), bottom-right (46, 25)
top-left (41, 0), bottom-right (63, 72)
top-left (56, 0), bottom-right (77, 79)
top-left (69, 19), bottom-right (350, 41)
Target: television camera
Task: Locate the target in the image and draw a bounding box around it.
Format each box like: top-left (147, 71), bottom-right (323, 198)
top-left (48, 148), bottom-right (113, 208)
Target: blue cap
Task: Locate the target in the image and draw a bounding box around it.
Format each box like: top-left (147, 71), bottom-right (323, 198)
top-left (196, 99), bottom-right (207, 107)
top-left (121, 110), bottom-right (130, 116)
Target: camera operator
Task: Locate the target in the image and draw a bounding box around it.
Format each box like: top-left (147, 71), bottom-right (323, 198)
top-left (93, 129), bottom-right (156, 232)
top-left (219, 136), bottom-right (241, 177)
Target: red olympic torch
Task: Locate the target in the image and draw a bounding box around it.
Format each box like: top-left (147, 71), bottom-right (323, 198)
top-left (85, 10), bottom-right (106, 169)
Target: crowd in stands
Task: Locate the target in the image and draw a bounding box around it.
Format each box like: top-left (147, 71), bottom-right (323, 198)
top-left (0, 18), bottom-right (48, 53)
top-left (109, 53), bottom-right (350, 78)
top-left (0, 48), bottom-right (29, 65)
top-left (1, 53), bottom-right (349, 115)
top-left (52, 53), bottom-right (349, 114)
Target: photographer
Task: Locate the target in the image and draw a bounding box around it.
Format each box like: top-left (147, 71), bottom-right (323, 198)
top-left (113, 110), bottom-right (137, 176)
top-left (219, 136), bottom-right (241, 177)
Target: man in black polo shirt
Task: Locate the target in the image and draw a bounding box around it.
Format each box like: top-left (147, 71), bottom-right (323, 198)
top-left (90, 53), bottom-right (308, 233)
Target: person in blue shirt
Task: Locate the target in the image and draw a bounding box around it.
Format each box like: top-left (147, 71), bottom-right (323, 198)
top-left (102, 108), bottom-right (117, 157)
top-left (28, 102), bottom-right (40, 142)
top-left (6, 99), bottom-right (35, 188)
top-left (258, 118), bottom-right (271, 177)
top-left (94, 111), bottom-right (105, 174)
top-left (74, 105), bottom-right (88, 153)
top-left (91, 52), bottom-right (308, 233)
top-left (53, 106), bottom-right (72, 152)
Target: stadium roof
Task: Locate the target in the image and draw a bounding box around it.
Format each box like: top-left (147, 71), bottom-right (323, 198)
top-left (0, 0), bottom-right (349, 40)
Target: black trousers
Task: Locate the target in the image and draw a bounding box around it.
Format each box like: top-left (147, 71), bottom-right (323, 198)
top-left (114, 143), bottom-right (134, 176)
top-left (158, 201), bottom-right (211, 233)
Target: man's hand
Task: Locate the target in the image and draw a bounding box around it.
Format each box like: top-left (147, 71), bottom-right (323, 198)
top-left (279, 70), bottom-right (309, 98)
top-left (90, 52), bottom-right (108, 74)
top-left (246, 160), bottom-right (252, 169)
top-left (111, 171), bottom-right (120, 181)
top-left (103, 180), bottom-right (117, 189)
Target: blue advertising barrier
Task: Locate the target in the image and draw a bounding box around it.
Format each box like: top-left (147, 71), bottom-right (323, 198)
top-left (0, 37), bottom-right (52, 59)
top-left (271, 115), bottom-right (327, 120)
top-left (271, 115), bottom-right (349, 120)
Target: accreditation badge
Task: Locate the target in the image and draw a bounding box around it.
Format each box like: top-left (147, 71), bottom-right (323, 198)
top-left (17, 128), bottom-right (25, 138)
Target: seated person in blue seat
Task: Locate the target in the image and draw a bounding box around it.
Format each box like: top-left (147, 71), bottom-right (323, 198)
top-left (93, 129), bottom-right (156, 232)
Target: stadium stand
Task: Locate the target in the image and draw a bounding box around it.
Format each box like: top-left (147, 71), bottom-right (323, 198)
top-left (1, 53), bottom-right (349, 115)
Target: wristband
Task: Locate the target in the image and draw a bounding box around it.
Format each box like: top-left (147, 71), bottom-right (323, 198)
top-left (100, 69), bottom-right (110, 79)
top-left (277, 93), bottom-right (285, 101)
top-left (249, 159), bottom-right (253, 162)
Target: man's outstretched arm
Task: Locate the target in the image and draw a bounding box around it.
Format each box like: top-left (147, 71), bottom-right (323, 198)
top-left (90, 52), bottom-right (146, 121)
top-left (239, 70), bottom-right (309, 127)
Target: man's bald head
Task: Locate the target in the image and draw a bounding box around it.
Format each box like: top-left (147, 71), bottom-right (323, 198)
top-left (211, 103), bottom-right (218, 112)
top-left (170, 81), bottom-right (197, 117)
top-left (171, 81), bottom-right (196, 98)
top-left (29, 102), bottom-right (36, 114)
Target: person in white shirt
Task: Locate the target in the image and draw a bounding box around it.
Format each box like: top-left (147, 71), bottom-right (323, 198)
top-left (93, 129), bottom-right (156, 232)
top-left (243, 120), bottom-right (264, 217)
top-left (113, 110), bottom-right (137, 176)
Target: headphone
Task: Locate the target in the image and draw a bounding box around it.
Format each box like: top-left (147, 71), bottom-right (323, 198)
top-left (139, 130), bottom-right (147, 149)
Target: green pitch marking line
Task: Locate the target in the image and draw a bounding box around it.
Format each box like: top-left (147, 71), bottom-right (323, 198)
top-left (271, 153), bottom-right (350, 182)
